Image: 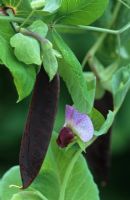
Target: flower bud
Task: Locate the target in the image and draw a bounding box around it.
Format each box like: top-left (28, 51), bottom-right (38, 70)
top-left (57, 127), bottom-right (74, 148)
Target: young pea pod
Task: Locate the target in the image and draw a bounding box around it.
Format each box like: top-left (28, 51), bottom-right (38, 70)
top-left (19, 69), bottom-right (60, 189)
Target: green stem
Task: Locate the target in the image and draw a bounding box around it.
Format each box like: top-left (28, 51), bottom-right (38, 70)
top-left (55, 22), bottom-right (130, 36)
top-left (118, 0), bottom-right (130, 8)
top-left (19, 10), bottom-right (35, 28)
top-left (55, 24), bottom-right (118, 34)
top-left (58, 149), bottom-right (82, 200)
top-left (58, 137), bottom-right (97, 200)
top-left (81, 1), bottom-right (121, 68)
top-left (0, 15), bottom-right (27, 23)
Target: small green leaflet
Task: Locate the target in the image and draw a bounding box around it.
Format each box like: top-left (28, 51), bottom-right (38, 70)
top-left (52, 30), bottom-right (93, 113)
top-left (89, 108), bottom-right (105, 131)
top-left (84, 72), bottom-right (96, 110)
top-left (10, 33), bottom-right (41, 65)
top-left (43, 0), bottom-right (62, 13)
top-left (93, 65), bottom-right (130, 136)
top-left (41, 40), bottom-right (59, 81)
top-left (0, 34), bottom-right (36, 101)
top-left (28, 20), bottom-right (48, 37)
top-left (94, 111), bottom-right (115, 136)
top-left (57, 0), bottom-right (108, 25)
top-left (112, 65), bottom-right (130, 112)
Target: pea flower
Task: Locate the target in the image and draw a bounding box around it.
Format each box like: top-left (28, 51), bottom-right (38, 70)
top-left (57, 105), bottom-right (94, 148)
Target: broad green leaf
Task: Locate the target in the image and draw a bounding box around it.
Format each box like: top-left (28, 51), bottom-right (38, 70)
top-left (28, 20), bottom-right (48, 37)
top-left (57, 0), bottom-right (108, 25)
top-left (11, 191), bottom-right (48, 200)
top-left (94, 111), bottom-right (115, 136)
top-left (52, 30), bottom-right (93, 113)
top-left (0, 133), bottom-right (99, 200)
top-left (44, 0), bottom-right (62, 12)
top-left (42, 132), bottom-right (99, 200)
top-left (0, 166), bottom-right (59, 200)
top-left (0, 166), bottom-right (22, 200)
top-left (41, 40), bottom-right (58, 80)
top-left (0, 34), bottom-right (36, 101)
top-left (0, 18), bottom-right (14, 40)
top-left (112, 65), bottom-right (130, 112)
top-left (10, 33), bottom-right (41, 65)
top-left (32, 170), bottom-right (60, 200)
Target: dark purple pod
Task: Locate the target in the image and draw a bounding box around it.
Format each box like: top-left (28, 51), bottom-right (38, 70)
top-left (19, 69), bottom-right (60, 189)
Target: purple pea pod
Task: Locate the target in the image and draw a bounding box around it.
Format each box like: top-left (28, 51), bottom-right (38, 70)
top-left (19, 69), bottom-right (60, 189)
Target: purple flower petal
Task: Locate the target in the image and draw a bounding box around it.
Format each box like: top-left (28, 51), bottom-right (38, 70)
top-left (65, 105), bottom-right (94, 142)
top-left (65, 105), bottom-right (75, 126)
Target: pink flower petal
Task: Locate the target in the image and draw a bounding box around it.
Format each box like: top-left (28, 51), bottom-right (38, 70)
top-left (65, 105), bottom-right (75, 126)
top-left (65, 105), bottom-right (94, 142)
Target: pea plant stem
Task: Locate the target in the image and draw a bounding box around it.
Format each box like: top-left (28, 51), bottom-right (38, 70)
top-left (1, 10), bottom-right (130, 37)
top-left (81, 1), bottom-right (121, 68)
top-left (118, 0), bottom-right (130, 9)
top-left (58, 149), bottom-right (82, 200)
top-left (0, 15), bottom-right (26, 23)
top-left (55, 24), bottom-right (120, 35)
top-left (58, 136), bottom-right (97, 200)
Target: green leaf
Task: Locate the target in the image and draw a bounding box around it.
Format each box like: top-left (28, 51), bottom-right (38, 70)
top-left (0, 166), bottom-right (22, 200)
top-left (44, 0), bottom-right (62, 12)
top-left (28, 20), bottom-right (48, 37)
top-left (0, 166), bottom-right (59, 200)
top-left (52, 30), bottom-right (93, 113)
top-left (84, 72), bottom-right (96, 109)
top-left (89, 108), bottom-right (105, 131)
top-left (42, 132), bottom-right (99, 200)
top-left (41, 40), bottom-right (58, 80)
top-left (10, 33), bottom-right (41, 65)
top-left (0, 133), bottom-right (99, 200)
top-left (11, 191), bottom-right (48, 200)
top-left (2, 0), bottom-right (32, 17)
top-left (97, 62), bottom-right (118, 91)
top-left (112, 65), bottom-right (130, 112)
top-left (54, 80), bottom-right (72, 132)
top-left (0, 34), bottom-right (36, 101)
top-left (57, 0), bottom-right (108, 25)
top-left (94, 111), bottom-right (115, 136)
top-left (0, 19), bottom-right (14, 40)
